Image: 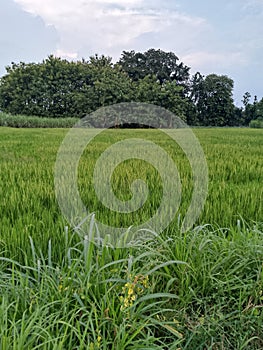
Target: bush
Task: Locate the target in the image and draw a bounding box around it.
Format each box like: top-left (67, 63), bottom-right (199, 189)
top-left (250, 118), bottom-right (263, 128)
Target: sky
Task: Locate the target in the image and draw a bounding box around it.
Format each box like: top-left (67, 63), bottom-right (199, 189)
top-left (1, 0), bottom-right (263, 106)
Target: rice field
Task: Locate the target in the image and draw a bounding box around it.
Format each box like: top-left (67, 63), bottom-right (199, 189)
top-left (0, 127), bottom-right (262, 254)
top-left (0, 126), bottom-right (262, 349)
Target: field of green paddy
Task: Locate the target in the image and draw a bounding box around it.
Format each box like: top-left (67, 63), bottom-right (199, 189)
top-left (0, 126), bottom-right (262, 349)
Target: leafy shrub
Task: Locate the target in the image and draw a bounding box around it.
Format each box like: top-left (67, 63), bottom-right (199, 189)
top-left (250, 118), bottom-right (263, 128)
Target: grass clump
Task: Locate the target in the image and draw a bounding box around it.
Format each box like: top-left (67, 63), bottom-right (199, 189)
top-left (0, 112), bottom-right (79, 128)
top-left (0, 219), bottom-right (262, 349)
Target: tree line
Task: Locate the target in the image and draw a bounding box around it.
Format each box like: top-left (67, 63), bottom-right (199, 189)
top-left (0, 49), bottom-right (262, 127)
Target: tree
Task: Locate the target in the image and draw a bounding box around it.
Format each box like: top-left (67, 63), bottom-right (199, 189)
top-left (0, 55), bottom-right (133, 118)
top-left (188, 72), bottom-right (204, 125)
top-left (241, 93), bottom-right (259, 125)
top-left (255, 98), bottom-right (263, 119)
top-left (88, 54), bottom-right (113, 68)
top-left (89, 64), bottom-right (133, 111)
top-left (0, 56), bottom-right (88, 117)
top-left (132, 74), bottom-right (189, 125)
top-left (242, 91), bottom-right (251, 107)
top-left (117, 48), bottom-right (190, 86)
top-left (190, 73), bottom-right (235, 126)
top-left (2, 51), bottom-right (256, 128)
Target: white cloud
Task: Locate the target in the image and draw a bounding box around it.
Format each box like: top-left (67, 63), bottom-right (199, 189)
top-left (55, 49), bottom-right (78, 59)
top-left (7, 0), bottom-right (263, 103)
top-left (14, 0), bottom-right (207, 60)
top-left (181, 51), bottom-right (248, 74)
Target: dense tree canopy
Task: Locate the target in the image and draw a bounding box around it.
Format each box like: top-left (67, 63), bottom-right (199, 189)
top-left (0, 49), bottom-right (261, 127)
top-left (0, 56), bottom-right (133, 118)
top-left (117, 49), bottom-right (190, 86)
top-left (190, 73), bottom-right (235, 126)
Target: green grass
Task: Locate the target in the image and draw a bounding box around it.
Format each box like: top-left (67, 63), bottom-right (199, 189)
top-left (0, 127), bottom-right (261, 256)
top-left (0, 222), bottom-right (262, 349)
top-left (0, 126), bottom-right (262, 348)
top-left (0, 112), bottom-right (80, 128)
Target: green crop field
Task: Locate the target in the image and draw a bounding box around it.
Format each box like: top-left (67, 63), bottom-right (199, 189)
top-left (0, 126), bottom-right (262, 349)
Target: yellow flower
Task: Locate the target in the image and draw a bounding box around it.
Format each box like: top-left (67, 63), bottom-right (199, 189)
top-left (119, 274), bottom-right (150, 311)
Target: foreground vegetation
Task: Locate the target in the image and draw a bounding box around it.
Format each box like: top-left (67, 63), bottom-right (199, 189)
top-left (1, 222), bottom-right (262, 349)
top-left (0, 127), bottom-right (262, 348)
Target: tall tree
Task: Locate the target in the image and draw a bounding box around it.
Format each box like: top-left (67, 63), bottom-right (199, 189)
top-left (190, 73), bottom-right (235, 126)
top-left (255, 98), bottom-right (263, 119)
top-left (117, 49), bottom-right (190, 86)
top-left (241, 92), bottom-right (259, 125)
top-left (88, 54), bottom-right (113, 68)
top-left (133, 75), bottom-right (188, 125)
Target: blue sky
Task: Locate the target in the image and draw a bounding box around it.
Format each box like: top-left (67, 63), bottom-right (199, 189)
top-left (1, 0), bottom-right (263, 105)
